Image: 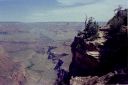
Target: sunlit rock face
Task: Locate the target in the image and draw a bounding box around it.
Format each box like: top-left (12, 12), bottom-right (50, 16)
top-left (70, 72), bottom-right (115, 85)
top-left (0, 46), bottom-right (26, 85)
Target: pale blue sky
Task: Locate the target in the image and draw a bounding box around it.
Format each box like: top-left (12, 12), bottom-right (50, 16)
top-left (0, 0), bottom-right (127, 22)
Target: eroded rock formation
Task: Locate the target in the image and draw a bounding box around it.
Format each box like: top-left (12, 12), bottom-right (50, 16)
top-left (0, 46), bottom-right (26, 85)
top-left (69, 8), bottom-right (128, 85)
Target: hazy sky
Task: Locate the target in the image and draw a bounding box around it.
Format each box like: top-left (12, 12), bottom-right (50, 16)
top-left (0, 0), bottom-right (127, 22)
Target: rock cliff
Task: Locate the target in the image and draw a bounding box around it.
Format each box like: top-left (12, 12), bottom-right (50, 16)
top-left (69, 8), bottom-right (128, 85)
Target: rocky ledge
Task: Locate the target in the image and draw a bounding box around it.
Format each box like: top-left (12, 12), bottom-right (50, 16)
top-left (68, 8), bottom-right (128, 85)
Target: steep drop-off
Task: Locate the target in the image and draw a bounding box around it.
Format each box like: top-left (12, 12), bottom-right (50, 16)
top-left (69, 9), bottom-right (128, 85)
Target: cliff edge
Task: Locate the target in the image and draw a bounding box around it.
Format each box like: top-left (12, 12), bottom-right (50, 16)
top-left (69, 8), bottom-right (127, 85)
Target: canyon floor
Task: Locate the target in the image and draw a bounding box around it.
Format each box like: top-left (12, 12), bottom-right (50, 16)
top-left (0, 22), bottom-right (84, 85)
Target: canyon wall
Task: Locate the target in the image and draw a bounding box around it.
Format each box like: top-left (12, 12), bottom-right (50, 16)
top-left (0, 46), bottom-right (26, 85)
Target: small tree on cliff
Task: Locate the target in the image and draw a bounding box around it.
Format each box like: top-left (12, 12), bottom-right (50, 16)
top-left (83, 17), bottom-right (99, 40)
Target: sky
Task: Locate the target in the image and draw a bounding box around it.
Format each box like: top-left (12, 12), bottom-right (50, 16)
top-left (0, 0), bottom-right (127, 22)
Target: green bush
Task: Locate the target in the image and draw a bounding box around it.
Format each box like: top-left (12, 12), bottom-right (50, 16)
top-left (83, 17), bottom-right (99, 39)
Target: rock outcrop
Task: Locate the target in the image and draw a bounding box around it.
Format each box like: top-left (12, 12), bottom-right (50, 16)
top-left (69, 8), bottom-right (128, 85)
top-left (0, 46), bottom-right (26, 85)
top-left (70, 72), bottom-right (115, 85)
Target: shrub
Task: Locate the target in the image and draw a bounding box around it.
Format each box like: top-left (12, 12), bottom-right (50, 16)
top-left (83, 17), bottom-right (99, 40)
